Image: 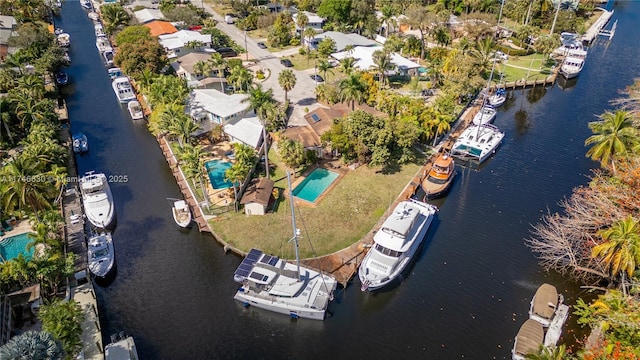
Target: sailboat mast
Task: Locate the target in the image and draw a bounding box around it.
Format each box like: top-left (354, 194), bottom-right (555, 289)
top-left (287, 171), bottom-right (301, 280)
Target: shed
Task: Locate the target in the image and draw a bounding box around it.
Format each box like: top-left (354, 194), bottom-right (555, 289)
top-left (240, 177), bottom-right (275, 216)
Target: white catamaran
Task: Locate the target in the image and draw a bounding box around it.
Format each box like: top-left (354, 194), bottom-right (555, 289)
top-left (232, 172), bottom-right (338, 320)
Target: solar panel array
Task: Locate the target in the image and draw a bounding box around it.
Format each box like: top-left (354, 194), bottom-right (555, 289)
top-left (259, 254), bottom-right (279, 266)
top-left (234, 248), bottom-right (263, 280)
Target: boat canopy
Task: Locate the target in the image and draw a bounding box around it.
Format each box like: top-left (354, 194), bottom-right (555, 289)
top-left (174, 200), bottom-right (187, 210)
top-left (532, 283), bottom-right (558, 320)
top-left (514, 319), bottom-right (544, 357)
top-left (380, 202), bottom-right (419, 239)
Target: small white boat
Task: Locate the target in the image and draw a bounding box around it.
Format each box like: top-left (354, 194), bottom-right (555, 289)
top-left (172, 200), bottom-right (191, 227)
top-left (79, 171), bottom-right (115, 229)
top-left (81, 0), bottom-right (93, 10)
top-left (487, 88), bottom-right (506, 108)
top-left (57, 33), bottom-right (70, 47)
top-left (359, 199), bottom-right (438, 291)
top-left (88, 12), bottom-right (99, 21)
top-left (105, 332), bottom-right (139, 360)
top-left (63, 51), bottom-right (71, 64)
top-left (108, 67), bottom-right (123, 80)
top-left (96, 36), bottom-right (112, 53)
top-left (112, 77), bottom-right (136, 103)
top-left (512, 319), bottom-right (544, 360)
top-left (451, 123), bottom-right (504, 163)
top-left (559, 56), bottom-right (585, 79)
top-left (472, 106), bottom-right (497, 125)
top-left (87, 232), bottom-right (114, 278)
top-left (72, 133), bottom-right (88, 154)
top-left (529, 283), bottom-right (565, 327)
top-left (233, 172), bottom-right (338, 320)
top-left (95, 24), bottom-right (105, 37)
top-left (54, 27), bottom-right (64, 35)
top-left (127, 100), bottom-right (144, 120)
top-left (103, 49), bottom-right (114, 66)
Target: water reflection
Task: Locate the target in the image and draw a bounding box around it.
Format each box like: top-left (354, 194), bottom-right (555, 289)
top-left (557, 76), bottom-right (579, 90)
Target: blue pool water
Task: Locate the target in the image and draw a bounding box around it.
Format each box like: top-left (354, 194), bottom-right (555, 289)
top-left (292, 168), bottom-right (339, 203)
top-left (0, 233), bottom-right (34, 262)
top-left (205, 159), bottom-right (233, 189)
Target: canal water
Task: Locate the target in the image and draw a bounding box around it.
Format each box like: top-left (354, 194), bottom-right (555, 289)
top-left (56, 2), bottom-right (640, 359)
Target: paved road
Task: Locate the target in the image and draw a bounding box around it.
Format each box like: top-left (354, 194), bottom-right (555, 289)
top-left (194, 1), bottom-right (320, 119)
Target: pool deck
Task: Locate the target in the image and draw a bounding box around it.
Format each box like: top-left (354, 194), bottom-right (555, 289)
top-left (0, 220), bottom-right (33, 242)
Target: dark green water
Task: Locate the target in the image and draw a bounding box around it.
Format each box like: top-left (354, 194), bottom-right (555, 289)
top-left (56, 1), bottom-right (640, 358)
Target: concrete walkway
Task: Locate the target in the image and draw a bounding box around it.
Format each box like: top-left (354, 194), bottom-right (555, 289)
top-left (71, 281), bottom-right (104, 360)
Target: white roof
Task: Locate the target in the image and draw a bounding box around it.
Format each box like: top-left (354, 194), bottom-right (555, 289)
top-left (133, 8), bottom-right (164, 24)
top-left (158, 30), bottom-right (211, 50)
top-left (292, 11), bottom-right (324, 24)
top-left (0, 15), bottom-right (17, 29)
top-left (331, 46), bottom-right (421, 71)
top-left (224, 116), bottom-right (264, 149)
top-left (313, 31), bottom-right (378, 52)
top-left (188, 89), bottom-right (249, 119)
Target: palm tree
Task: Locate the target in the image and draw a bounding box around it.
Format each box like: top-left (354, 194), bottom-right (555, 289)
top-left (278, 69), bottom-right (296, 103)
top-left (100, 4), bottom-right (131, 34)
top-left (340, 57), bottom-right (357, 75)
top-left (585, 110), bottom-right (639, 174)
top-left (592, 215), bottom-right (640, 280)
top-left (167, 113), bottom-right (199, 148)
top-left (152, 103), bottom-right (187, 137)
top-left (338, 74), bottom-right (366, 111)
top-left (207, 53), bottom-right (227, 93)
top-left (0, 156), bottom-right (56, 218)
top-left (372, 49), bottom-right (392, 87)
top-left (27, 222), bottom-right (63, 254)
top-left (403, 5), bottom-right (438, 62)
top-left (316, 59), bottom-right (333, 81)
top-left (526, 344), bottom-right (570, 360)
top-left (0, 331), bottom-right (64, 360)
top-left (227, 66), bottom-right (253, 93)
top-left (177, 144), bottom-right (209, 208)
top-left (303, 26), bottom-right (316, 50)
top-left (245, 85), bottom-right (275, 118)
top-left (193, 61), bottom-right (208, 78)
top-left (295, 12), bottom-right (308, 44)
top-left (379, 4), bottom-right (397, 38)
top-left (17, 74), bottom-right (46, 99)
top-left (224, 162), bottom-right (251, 211)
top-left (39, 300), bottom-right (84, 359)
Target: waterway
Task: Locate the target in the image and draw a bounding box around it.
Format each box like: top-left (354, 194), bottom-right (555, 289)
top-left (56, 2), bottom-right (640, 359)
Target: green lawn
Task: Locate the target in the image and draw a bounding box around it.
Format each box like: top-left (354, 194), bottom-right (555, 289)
top-left (208, 158), bottom-right (423, 259)
top-left (280, 52), bottom-right (317, 71)
top-left (494, 54), bottom-right (554, 84)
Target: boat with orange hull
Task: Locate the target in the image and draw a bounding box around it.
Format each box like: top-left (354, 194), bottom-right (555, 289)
top-left (422, 153), bottom-right (456, 199)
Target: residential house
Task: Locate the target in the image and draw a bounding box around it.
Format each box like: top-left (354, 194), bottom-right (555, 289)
top-left (170, 52), bottom-right (223, 87)
top-left (223, 115), bottom-right (264, 150)
top-left (375, 11), bottom-right (408, 36)
top-left (282, 103), bottom-right (386, 157)
top-left (307, 31), bottom-right (378, 52)
top-left (133, 8), bottom-right (165, 24)
top-left (158, 30), bottom-right (212, 59)
top-left (292, 11), bottom-right (325, 34)
top-left (331, 45), bottom-right (421, 76)
top-left (0, 15), bottom-right (17, 62)
top-left (240, 177), bottom-right (275, 216)
top-left (187, 88), bottom-right (250, 136)
top-left (144, 20), bottom-right (178, 37)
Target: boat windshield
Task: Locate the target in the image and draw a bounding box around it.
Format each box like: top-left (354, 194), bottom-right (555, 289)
top-left (375, 243), bottom-right (402, 258)
top-left (91, 247), bottom-right (108, 258)
top-left (426, 174), bottom-right (448, 185)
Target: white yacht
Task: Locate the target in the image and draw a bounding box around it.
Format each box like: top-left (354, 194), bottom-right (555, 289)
top-left (451, 124), bottom-right (504, 163)
top-left (105, 332), bottom-right (139, 360)
top-left (553, 32), bottom-right (585, 57)
top-left (57, 33), bottom-right (70, 47)
top-left (559, 56), bottom-right (585, 79)
top-left (171, 200), bottom-right (191, 228)
top-left (127, 100), bottom-right (144, 120)
top-left (472, 106), bottom-right (497, 125)
top-left (96, 36), bottom-right (112, 53)
top-left (87, 232), bottom-right (114, 278)
top-left (488, 88), bottom-right (506, 108)
top-left (79, 171), bottom-right (115, 229)
top-left (112, 77), bottom-right (136, 103)
top-left (359, 199), bottom-right (438, 292)
top-left (232, 172), bottom-right (338, 320)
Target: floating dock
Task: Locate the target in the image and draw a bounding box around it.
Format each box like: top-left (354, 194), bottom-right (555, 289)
top-left (582, 8), bottom-right (614, 43)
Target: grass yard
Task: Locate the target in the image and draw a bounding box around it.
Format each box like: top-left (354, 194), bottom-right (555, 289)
top-left (495, 54), bottom-right (554, 84)
top-left (279, 52), bottom-right (316, 71)
top-left (208, 160), bottom-right (423, 259)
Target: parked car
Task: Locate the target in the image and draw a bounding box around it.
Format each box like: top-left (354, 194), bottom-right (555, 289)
top-left (280, 59), bottom-right (293, 67)
top-left (224, 14), bottom-right (234, 24)
top-left (310, 74), bottom-right (324, 83)
top-left (495, 51), bottom-right (508, 60)
top-left (257, 42), bottom-right (267, 49)
top-left (215, 47), bottom-right (237, 58)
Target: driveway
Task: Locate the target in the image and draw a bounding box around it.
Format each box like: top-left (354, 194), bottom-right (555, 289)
top-left (192, 1), bottom-right (319, 111)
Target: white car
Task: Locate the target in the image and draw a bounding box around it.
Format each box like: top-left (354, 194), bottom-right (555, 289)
top-left (495, 51), bottom-right (508, 60)
top-left (224, 15), bottom-right (234, 24)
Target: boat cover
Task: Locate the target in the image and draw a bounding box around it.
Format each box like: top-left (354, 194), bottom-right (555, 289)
top-left (514, 319), bottom-right (544, 357)
top-left (532, 283), bottom-right (558, 320)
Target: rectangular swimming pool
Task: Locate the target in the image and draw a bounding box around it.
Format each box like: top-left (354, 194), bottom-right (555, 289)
top-left (0, 232), bottom-right (34, 262)
top-left (292, 168), bottom-right (339, 203)
top-left (205, 159), bottom-right (233, 189)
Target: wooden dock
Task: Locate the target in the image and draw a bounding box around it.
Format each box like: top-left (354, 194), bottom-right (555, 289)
top-left (582, 8), bottom-right (614, 44)
top-left (55, 98), bottom-right (69, 123)
top-left (157, 135), bottom-right (210, 233)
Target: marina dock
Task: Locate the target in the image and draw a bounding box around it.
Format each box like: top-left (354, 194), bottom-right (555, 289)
top-left (582, 8), bottom-right (615, 43)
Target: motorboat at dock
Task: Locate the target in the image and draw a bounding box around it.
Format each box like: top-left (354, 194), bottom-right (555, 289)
top-left (72, 133), bottom-right (88, 154)
top-left (172, 200), bottom-right (191, 228)
top-left (472, 106), bottom-right (497, 125)
top-left (79, 171), bottom-right (115, 229)
top-left (421, 152), bottom-right (455, 199)
top-left (87, 232), bottom-right (115, 278)
top-left (112, 76), bottom-right (136, 103)
top-left (127, 100), bottom-right (144, 120)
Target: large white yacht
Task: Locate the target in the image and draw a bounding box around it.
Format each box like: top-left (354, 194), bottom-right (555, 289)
top-left (559, 56), bottom-right (585, 79)
top-left (359, 199), bottom-right (438, 292)
top-left (451, 124), bottom-right (504, 163)
top-left (79, 171), bottom-right (115, 229)
top-left (112, 76), bottom-right (136, 103)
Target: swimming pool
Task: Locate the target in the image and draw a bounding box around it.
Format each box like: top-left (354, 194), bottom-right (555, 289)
top-left (292, 168), bottom-right (339, 203)
top-left (205, 159), bottom-right (233, 189)
top-left (0, 232), bottom-right (34, 262)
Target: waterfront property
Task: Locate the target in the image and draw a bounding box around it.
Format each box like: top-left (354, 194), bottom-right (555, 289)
top-left (292, 168), bottom-right (340, 204)
top-left (205, 159), bottom-right (233, 189)
top-left (0, 232), bottom-right (34, 262)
